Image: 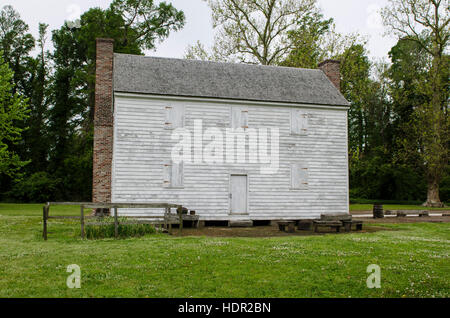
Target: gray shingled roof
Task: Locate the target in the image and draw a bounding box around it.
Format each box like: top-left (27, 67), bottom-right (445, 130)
top-left (113, 53), bottom-right (350, 107)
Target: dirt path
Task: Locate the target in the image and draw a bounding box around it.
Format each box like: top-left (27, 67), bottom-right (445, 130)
top-left (353, 215), bottom-right (450, 224)
top-left (170, 216), bottom-right (450, 237)
top-left (172, 224), bottom-right (389, 238)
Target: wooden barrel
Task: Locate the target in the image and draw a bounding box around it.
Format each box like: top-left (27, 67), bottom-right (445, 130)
top-left (373, 204), bottom-right (384, 218)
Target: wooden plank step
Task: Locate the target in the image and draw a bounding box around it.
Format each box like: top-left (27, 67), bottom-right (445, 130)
top-left (320, 213), bottom-right (352, 221)
top-left (391, 210), bottom-right (430, 216)
top-left (314, 221), bottom-right (343, 225)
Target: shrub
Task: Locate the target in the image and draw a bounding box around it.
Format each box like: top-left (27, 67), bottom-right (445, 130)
top-left (350, 198), bottom-right (424, 205)
top-left (349, 148), bottom-right (426, 201)
top-left (6, 172), bottom-right (61, 203)
top-left (84, 217), bottom-right (156, 239)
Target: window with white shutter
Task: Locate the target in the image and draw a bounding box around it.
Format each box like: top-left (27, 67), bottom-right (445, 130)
top-left (231, 107), bottom-right (249, 129)
top-left (165, 105), bottom-right (185, 130)
top-left (291, 163), bottom-right (309, 190)
top-left (291, 109), bottom-right (308, 135)
top-left (163, 161), bottom-right (184, 188)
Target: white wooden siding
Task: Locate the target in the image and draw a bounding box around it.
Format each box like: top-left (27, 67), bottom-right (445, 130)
top-left (112, 94), bottom-right (349, 220)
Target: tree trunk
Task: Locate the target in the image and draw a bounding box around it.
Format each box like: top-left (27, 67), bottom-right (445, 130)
top-left (423, 180), bottom-right (443, 207)
top-left (422, 51), bottom-right (445, 209)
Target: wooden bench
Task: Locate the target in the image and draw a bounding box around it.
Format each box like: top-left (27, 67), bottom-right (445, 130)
top-left (277, 221), bottom-right (296, 233)
top-left (393, 210), bottom-right (429, 217)
top-left (342, 220), bottom-right (363, 232)
top-left (313, 221), bottom-right (343, 233)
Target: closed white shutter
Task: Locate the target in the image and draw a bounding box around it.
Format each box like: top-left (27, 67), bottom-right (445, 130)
top-left (163, 162), bottom-right (171, 188)
top-left (241, 109), bottom-right (249, 129)
top-left (231, 107), bottom-right (249, 129)
top-left (163, 161), bottom-right (183, 188)
top-left (291, 109), bottom-right (308, 135)
top-left (171, 162), bottom-right (183, 188)
top-left (291, 163), bottom-right (309, 190)
top-left (165, 105), bottom-right (185, 130)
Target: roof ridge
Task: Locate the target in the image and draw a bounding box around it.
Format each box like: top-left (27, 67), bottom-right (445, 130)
top-left (113, 53), bottom-right (320, 73)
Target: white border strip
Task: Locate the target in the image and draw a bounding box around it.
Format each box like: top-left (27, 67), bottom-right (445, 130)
top-left (114, 92), bottom-right (350, 111)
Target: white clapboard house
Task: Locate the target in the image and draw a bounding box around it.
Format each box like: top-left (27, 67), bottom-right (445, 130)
top-left (93, 38), bottom-right (350, 222)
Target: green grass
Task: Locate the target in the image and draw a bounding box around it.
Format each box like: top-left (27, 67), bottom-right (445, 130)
top-left (0, 205), bottom-right (448, 298)
top-left (85, 217), bottom-right (156, 239)
top-left (0, 203), bottom-right (81, 216)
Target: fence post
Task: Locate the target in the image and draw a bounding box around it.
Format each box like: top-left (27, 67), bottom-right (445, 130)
top-left (168, 208), bottom-right (172, 234)
top-left (80, 205), bottom-right (85, 239)
top-left (114, 207), bottom-right (119, 239)
top-left (43, 205), bottom-right (48, 241)
top-left (178, 206), bottom-right (183, 233)
top-left (164, 207), bottom-right (169, 232)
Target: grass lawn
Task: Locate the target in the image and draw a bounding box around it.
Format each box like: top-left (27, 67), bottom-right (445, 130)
top-left (0, 204), bottom-right (448, 298)
top-left (0, 203), bottom-right (81, 216)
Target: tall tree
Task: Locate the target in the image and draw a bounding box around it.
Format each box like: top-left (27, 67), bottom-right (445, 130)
top-left (186, 0), bottom-right (319, 65)
top-left (281, 13), bottom-right (363, 69)
top-left (0, 53), bottom-right (29, 178)
top-left (280, 11), bottom-right (333, 68)
top-left (0, 5), bottom-right (34, 94)
top-left (22, 23), bottom-right (50, 174)
top-left (0, 5), bottom-right (38, 198)
top-left (47, 0), bottom-right (185, 200)
top-left (340, 44), bottom-right (373, 154)
top-left (381, 0), bottom-right (449, 206)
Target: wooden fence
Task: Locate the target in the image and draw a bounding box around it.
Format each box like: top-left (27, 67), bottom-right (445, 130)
top-left (42, 202), bottom-right (190, 240)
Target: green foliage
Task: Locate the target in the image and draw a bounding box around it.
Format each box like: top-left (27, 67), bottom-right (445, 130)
top-left (43, 1), bottom-right (185, 202)
top-left (381, 0), bottom-right (449, 206)
top-left (0, 1), bottom-right (447, 205)
top-left (439, 167), bottom-right (450, 203)
top-left (85, 217), bottom-right (156, 239)
top-left (0, 2), bottom-right (185, 202)
top-left (281, 12), bottom-right (333, 68)
top-left (0, 52), bottom-right (29, 179)
top-left (110, 0), bottom-right (185, 51)
top-left (350, 147), bottom-right (426, 201)
top-left (6, 172), bottom-right (61, 203)
top-left (0, 5), bottom-right (35, 94)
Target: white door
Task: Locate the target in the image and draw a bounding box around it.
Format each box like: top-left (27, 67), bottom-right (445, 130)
top-left (230, 175), bottom-right (248, 214)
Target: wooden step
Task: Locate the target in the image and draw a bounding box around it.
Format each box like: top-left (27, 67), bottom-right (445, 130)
top-left (320, 213), bottom-right (352, 221)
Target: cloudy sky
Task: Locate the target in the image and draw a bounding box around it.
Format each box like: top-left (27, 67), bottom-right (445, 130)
top-left (6, 0), bottom-right (397, 61)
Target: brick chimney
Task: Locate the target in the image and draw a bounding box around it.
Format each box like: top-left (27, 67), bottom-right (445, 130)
top-left (318, 59), bottom-right (341, 91)
top-left (93, 38), bottom-right (114, 208)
